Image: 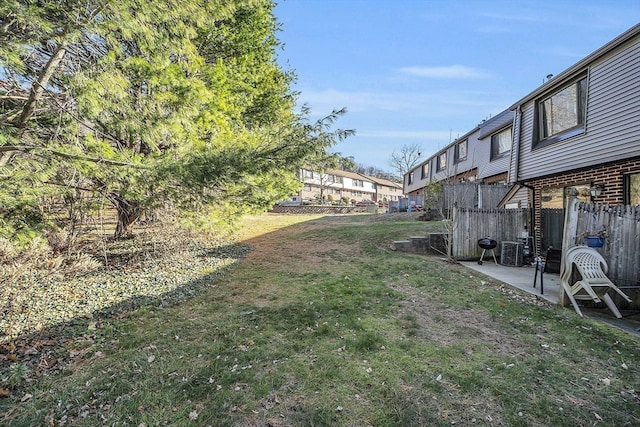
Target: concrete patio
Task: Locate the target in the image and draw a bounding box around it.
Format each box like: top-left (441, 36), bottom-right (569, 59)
top-left (459, 260), bottom-right (640, 338)
top-left (460, 261), bottom-right (560, 304)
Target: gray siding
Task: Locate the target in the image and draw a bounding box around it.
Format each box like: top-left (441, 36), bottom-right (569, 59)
top-left (517, 36), bottom-right (640, 181)
top-left (451, 131), bottom-right (482, 177)
top-left (404, 159), bottom-right (432, 193)
top-left (477, 137), bottom-right (511, 180)
top-left (478, 110), bottom-right (514, 180)
top-left (508, 186), bottom-right (530, 208)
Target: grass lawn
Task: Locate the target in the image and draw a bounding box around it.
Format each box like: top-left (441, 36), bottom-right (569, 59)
top-left (1, 213), bottom-right (639, 426)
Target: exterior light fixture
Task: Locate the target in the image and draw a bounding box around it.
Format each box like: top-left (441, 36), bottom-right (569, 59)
top-left (589, 184), bottom-right (605, 198)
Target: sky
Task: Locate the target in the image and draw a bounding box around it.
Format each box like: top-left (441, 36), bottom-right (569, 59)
top-left (273, 0), bottom-right (640, 173)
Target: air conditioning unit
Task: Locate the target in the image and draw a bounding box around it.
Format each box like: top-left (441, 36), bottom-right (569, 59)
top-left (501, 241), bottom-right (524, 267)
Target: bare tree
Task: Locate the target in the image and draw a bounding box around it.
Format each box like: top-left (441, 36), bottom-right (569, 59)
top-left (389, 143), bottom-right (422, 179)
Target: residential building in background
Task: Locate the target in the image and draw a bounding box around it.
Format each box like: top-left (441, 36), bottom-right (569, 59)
top-left (281, 168), bottom-right (403, 206)
top-left (404, 109), bottom-right (514, 201)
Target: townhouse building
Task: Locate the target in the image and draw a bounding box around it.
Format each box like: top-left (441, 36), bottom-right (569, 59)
top-left (287, 168), bottom-right (402, 205)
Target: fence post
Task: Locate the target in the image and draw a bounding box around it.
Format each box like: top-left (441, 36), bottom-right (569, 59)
top-left (450, 205), bottom-right (457, 259)
top-left (559, 190), bottom-right (580, 307)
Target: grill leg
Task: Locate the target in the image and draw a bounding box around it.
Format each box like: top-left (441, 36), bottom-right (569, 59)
top-left (478, 249), bottom-right (486, 265)
top-left (490, 249), bottom-right (498, 265)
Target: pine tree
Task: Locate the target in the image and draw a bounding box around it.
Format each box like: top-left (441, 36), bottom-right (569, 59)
top-left (0, 0), bottom-right (353, 241)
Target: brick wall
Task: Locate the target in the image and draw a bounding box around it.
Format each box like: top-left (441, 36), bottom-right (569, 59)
top-left (525, 156), bottom-right (640, 250)
top-left (484, 172), bottom-right (508, 185)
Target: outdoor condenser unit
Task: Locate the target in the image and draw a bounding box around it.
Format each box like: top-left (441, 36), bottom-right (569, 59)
top-left (500, 241), bottom-right (524, 267)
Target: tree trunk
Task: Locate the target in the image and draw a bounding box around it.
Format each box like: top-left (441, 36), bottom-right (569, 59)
top-left (110, 194), bottom-right (142, 239)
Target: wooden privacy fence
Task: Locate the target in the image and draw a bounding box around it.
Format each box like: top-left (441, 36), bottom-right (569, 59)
top-left (573, 202), bottom-right (640, 288)
top-left (437, 183), bottom-right (511, 211)
top-left (451, 207), bottom-right (531, 260)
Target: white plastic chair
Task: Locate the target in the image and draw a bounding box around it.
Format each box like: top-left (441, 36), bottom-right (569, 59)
top-left (560, 246), bottom-right (632, 318)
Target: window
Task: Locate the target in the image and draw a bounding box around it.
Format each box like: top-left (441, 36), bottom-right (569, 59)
top-left (303, 184), bottom-right (311, 191)
top-left (303, 169), bottom-right (314, 178)
top-left (535, 74), bottom-right (588, 147)
top-left (437, 153), bottom-right (447, 171)
top-left (491, 127), bottom-right (512, 160)
top-left (454, 140), bottom-right (467, 163)
top-left (326, 174), bottom-right (342, 184)
top-left (625, 172), bottom-right (640, 205)
top-left (421, 163), bottom-right (429, 179)
top-left (353, 179), bottom-right (364, 187)
top-left (541, 184), bottom-right (590, 208)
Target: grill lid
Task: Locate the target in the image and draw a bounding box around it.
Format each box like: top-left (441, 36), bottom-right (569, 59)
top-left (478, 238), bottom-right (497, 249)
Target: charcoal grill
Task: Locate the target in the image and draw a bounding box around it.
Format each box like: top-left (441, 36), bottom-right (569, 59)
top-left (477, 237), bottom-right (498, 265)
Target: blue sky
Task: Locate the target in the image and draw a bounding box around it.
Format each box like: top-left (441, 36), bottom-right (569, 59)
top-left (274, 0), bottom-right (640, 172)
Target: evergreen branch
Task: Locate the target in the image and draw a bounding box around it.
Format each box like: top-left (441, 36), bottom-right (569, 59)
top-left (0, 95), bottom-right (29, 101)
top-left (0, 144), bottom-right (147, 168)
top-left (41, 148), bottom-right (148, 168)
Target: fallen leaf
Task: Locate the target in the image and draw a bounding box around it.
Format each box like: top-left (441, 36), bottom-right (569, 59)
top-left (148, 355), bottom-right (155, 363)
top-left (21, 393), bottom-right (33, 402)
top-left (188, 410), bottom-right (198, 420)
top-left (0, 389), bottom-right (11, 398)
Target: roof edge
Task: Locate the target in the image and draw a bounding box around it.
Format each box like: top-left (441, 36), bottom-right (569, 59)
top-left (509, 23), bottom-right (640, 109)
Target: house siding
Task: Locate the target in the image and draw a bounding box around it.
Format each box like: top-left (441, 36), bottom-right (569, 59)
top-left (508, 186), bottom-right (530, 208)
top-left (478, 138), bottom-right (511, 180)
top-left (516, 35), bottom-right (640, 182)
top-left (404, 159), bottom-right (432, 194)
top-left (477, 112), bottom-right (514, 180)
top-left (451, 142), bottom-right (477, 179)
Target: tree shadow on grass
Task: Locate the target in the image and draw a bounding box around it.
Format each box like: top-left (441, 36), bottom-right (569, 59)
top-left (0, 239), bottom-right (253, 396)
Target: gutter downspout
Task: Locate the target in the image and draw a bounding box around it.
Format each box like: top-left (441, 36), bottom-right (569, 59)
top-left (510, 105), bottom-right (522, 184)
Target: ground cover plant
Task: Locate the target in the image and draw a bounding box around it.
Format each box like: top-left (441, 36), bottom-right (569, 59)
top-left (1, 213), bottom-right (639, 426)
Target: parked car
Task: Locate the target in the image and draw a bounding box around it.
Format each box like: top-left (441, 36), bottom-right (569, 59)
top-left (355, 199), bottom-right (376, 206)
